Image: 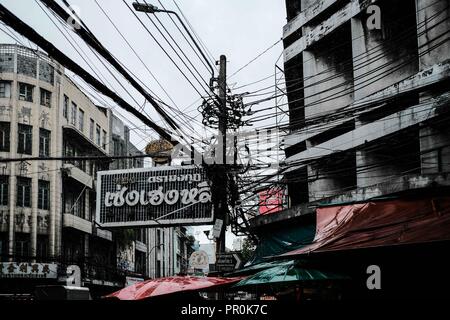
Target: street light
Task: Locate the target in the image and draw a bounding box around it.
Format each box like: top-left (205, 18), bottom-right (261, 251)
top-left (132, 1), bottom-right (215, 79)
top-left (146, 243), bottom-right (164, 278)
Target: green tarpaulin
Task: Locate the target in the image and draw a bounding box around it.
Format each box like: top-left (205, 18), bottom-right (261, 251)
top-left (249, 216), bottom-right (316, 265)
top-left (234, 261), bottom-right (349, 288)
top-left (227, 260), bottom-right (293, 276)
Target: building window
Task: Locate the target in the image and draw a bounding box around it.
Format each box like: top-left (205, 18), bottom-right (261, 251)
top-left (0, 175), bottom-right (8, 206)
top-left (64, 141), bottom-right (86, 172)
top-left (71, 102), bottom-right (77, 126)
top-left (79, 109), bottom-right (85, 132)
top-left (17, 177), bottom-right (31, 207)
top-left (17, 124), bottom-right (32, 155)
top-left (89, 119), bottom-right (95, 140)
top-left (37, 237), bottom-right (48, 260)
top-left (0, 122), bottom-right (10, 152)
top-left (63, 95), bottom-right (69, 120)
top-left (96, 124), bottom-right (101, 146)
top-left (0, 81), bottom-right (11, 98)
top-left (39, 128), bottom-right (51, 157)
top-left (18, 82), bottom-right (33, 102)
top-left (102, 130), bottom-right (107, 149)
top-left (38, 180), bottom-right (50, 210)
top-left (15, 240), bottom-right (29, 260)
top-left (64, 191), bottom-right (85, 218)
top-left (40, 88), bottom-right (52, 107)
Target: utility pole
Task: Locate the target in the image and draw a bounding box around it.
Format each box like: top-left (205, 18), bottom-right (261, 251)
top-left (216, 55), bottom-right (227, 256)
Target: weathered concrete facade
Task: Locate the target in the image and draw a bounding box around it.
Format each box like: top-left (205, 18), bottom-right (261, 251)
top-left (283, 0), bottom-right (450, 205)
top-left (0, 44), bottom-right (153, 292)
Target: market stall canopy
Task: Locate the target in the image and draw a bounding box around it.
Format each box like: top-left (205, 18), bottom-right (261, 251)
top-left (105, 276), bottom-right (242, 300)
top-left (227, 260), bottom-right (294, 276)
top-left (250, 214), bottom-right (316, 265)
top-left (280, 197), bottom-right (450, 258)
top-left (234, 261), bottom-right (349, 288)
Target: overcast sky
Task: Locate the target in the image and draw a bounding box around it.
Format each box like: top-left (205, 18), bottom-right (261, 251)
top-left (0, 0), bottom-right (287, 247)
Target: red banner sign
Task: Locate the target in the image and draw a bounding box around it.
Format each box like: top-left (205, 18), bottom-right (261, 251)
top-left (258, 187), bottom-right (285, 215)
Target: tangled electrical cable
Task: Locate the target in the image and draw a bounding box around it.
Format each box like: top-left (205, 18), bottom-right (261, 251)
top-left (198, 93), bottom-right (254, 129)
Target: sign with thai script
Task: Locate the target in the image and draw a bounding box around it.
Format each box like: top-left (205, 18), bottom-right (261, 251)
top-left (216, 252), bottom-right (243, 273)
top-left (96, 166), bottom-right (213, 227)
top-left (0, 262), bottom-right (58, 279)
top-left (189, 250), bottom-right (209, 270)
top-left (258, 187), bottom-right (286, 215)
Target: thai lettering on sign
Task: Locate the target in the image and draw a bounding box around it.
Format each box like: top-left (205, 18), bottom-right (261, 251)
top-left (96, 166), bottom-right (214, 227)
top-left (104, 181), bottom-right (211, 208)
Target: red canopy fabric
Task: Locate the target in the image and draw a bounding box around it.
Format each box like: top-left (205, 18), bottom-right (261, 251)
top-left (105, 276), bottom-right (242, 300)
top-left (282, 197), bottom-right (450, 257)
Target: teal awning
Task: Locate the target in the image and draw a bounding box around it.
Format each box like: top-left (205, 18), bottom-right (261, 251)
top-left (234, 261), bottom-right (350, 288)
top-left (250, 216), bottom-right (316, 264)
top-left (226, 260), bottom-right (293, 276)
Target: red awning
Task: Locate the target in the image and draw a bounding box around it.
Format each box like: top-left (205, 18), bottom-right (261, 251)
top-left (104, 276), bottom-right (242, 300)
top-left (281, 197), bottom-right (450, 257)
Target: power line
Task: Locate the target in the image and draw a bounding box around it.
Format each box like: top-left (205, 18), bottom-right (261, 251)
top-left (39, 0), bottom-right (180, 132)
top-left (122, 0), bottom-right (204, 99)
top-left (156, 0), bottom-right (212, 76)
top-left (0, 153), bottom-right (164, 163)
top-left (0, 3), bottom-right (175, 143)
top-left (228, 38), bottom-right (282, 79)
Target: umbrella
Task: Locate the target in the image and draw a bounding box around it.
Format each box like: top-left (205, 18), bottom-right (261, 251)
top-left (234, 261), bottom-right (350, 288)
top-left (105, 276), bottom-right (242, 300)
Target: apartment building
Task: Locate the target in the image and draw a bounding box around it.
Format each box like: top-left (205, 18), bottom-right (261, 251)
top-left (282, 0), bottom-right (450, 204)
top-left (0, 44), bottom-right (149, 296)
top-left (247, 0), bottom-right (450, 265)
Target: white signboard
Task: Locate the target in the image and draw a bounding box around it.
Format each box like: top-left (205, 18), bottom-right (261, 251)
top-left (189, 250), bottom-right (209, 270)
top-left (212, 219), bottom-right (224, 238)
top-left (96, 166), bottom-right (213, 227)
top-left (0, 262), bottom-right (58, 279)
top-left (125, 276), bottom-right (144, 287)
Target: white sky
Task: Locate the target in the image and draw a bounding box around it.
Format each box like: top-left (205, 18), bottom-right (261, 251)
top-left (0, 0), bottom-right (287, 248)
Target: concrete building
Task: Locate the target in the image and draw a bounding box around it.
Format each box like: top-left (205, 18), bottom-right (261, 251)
top-left (0, 44), bottom-right (154, 296)
top-left (109, 113), bottom-right (144, 171)
top-left (247, 0), bottom-right (450, 260)
top-left (281, 0), bottom-right (450, 207)
top-left (239, 1), bottom-right (450, 299)
top-left (146, 225), bottom-right (193, 278)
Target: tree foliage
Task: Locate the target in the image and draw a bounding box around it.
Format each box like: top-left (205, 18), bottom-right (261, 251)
top-left (241, 236), bottom-right (257, 263)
